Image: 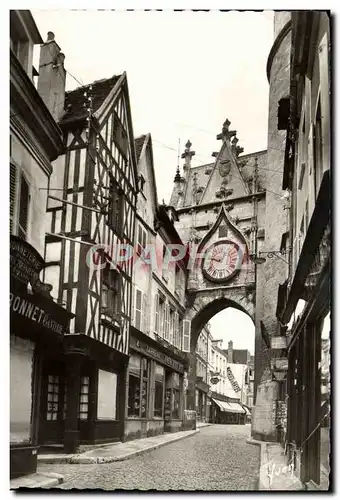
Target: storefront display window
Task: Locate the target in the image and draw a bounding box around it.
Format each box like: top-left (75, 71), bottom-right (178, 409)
top-left (128, 354), bottom-right (149, 418)
top-left (154, 364), bottom-right (164, 417)
top-left (97, 369), bottom-right (118, 420)
top-left (10, 336), bottom-right (34, 444)
top-left (172, 372), bottom-right (181, 419)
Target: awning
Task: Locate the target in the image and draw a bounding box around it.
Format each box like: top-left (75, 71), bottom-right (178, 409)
top-left (212, 399), bottom-right (231, 412)
top-left (212, 399), bottom-right (245, 414)
top-left (227, 402), bottom-right (246, 414)
top-left (242, 406), bottom-right (251, 416)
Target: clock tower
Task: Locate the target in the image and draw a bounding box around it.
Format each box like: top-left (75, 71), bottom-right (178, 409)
top-left (169, 118), bottom-right (268, 413)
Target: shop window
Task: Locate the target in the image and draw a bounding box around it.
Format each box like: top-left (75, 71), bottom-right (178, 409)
top-left (154, 363), bottom-right (164, 417)
top-left (128, 354), bottom-right (149, 418)
top-left (47, 375), bottom-right (60, 421)
top-left (10, 336), bottom-right (34, 444)
top-left (172, 373), bottom-right (181, 419)
top-left (79, 376), bottom-right (90, 420)
top-left (101, 265), bottom-right (121, 318)
top-left (10, 163), bottom-right (30, 239)
top-left (97, 370), bottom-right (118, 420)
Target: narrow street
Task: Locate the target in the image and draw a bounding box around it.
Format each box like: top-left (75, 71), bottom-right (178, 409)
top-left (37, 425), bottom-right (260, 491)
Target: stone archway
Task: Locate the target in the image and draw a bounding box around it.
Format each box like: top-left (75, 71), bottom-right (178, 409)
top-left (184, 287), bottom-right (255, 412)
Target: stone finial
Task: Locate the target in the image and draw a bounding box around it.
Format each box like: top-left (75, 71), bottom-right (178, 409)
top-left (47, 31), bottom-right (55, 42)
top-left (217, 118), bottom-right (237, 141)
top-left (232, 136), bottom-right (239, 146)
top-left (181, 139), bottom-right (196, 169)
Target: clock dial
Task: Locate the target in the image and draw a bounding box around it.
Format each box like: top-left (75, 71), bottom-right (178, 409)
top-left (202, 240), bottom-right (241, 282)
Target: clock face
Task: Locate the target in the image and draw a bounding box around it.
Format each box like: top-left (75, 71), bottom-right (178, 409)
top-left (202, 240), bottom-right (242, 282)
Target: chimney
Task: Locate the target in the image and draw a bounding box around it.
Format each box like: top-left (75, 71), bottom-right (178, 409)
top-left (227, 340), bottom-right (233, 363)
top-left (37, 32), bottom-right (66, 122)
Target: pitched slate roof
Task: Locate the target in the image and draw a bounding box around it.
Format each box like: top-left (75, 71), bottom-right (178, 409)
top-left (134, 135), bottom-right (147, 163)
top-left (60, 75), bottom-right (121, 125)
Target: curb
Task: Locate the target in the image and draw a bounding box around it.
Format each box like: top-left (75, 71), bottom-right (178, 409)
top-left (10, 472), bottom-right (64, 489)
top-left (38, 429), bottom-right (199, 465)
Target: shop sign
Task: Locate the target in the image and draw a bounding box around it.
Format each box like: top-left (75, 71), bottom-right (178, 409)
top-left (226, 367), bottom-right (241, 393)
top-left (131, 336), bottom-right (184, 373)
top-left (271, 336), bottom-right (287, 349)
top-left (10, 236), bottom-right (73, 336)
top-left (10, 236), bottom-right (52, 297)
top-left (272, 358), bottom-right (288, 371)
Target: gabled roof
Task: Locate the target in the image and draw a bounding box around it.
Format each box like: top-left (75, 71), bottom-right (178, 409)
top-left (60, 75), bottom-right (121, 125)
top-left (135, 134), bottom-right (147, 163)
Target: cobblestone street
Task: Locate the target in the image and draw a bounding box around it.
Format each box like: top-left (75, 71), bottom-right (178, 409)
top-left (38, 425), bottom-right (260, 491)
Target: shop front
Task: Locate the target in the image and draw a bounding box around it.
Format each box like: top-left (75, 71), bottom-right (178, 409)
top-left (10, 236), bottom-right (74, 479)
top-left (211, 396), bottom-right (246, 425)
top-left (125, 327), bottom-right (187, 441)
top-left (195, 379), bottom-right (210, 422)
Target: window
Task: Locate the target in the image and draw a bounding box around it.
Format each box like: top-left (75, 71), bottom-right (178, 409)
top-left (10, 164), bottom-right (30, 239)
top-left (79, 376), bottom-right (90, 420)
top-left (97, 370), bottom-right (118, 420)
top-left (172, 373), bottom-right (181, 419)
top-left (182, 320), bottom-right (191, 353)
top-left (169, 307), bottom-right (175, 345)
top-left (137, 224), bottom-right (147, 256)
top-left (157, 295), bottom-right (166, 338)
top-left (107, 175), bottom-right (124, 236)
top-left (127, 355), bottom-right (149, 418)
top-left (101, 265), bottom-right (120, 318)
top-left (134, 288), bottom-right (143, 330)
top-left (46, 375), bottom-right (60, 421)
top-left (128, 355), bottom-right (141, 417)
top-left (154, 364), bottom-right (164, 417)
top-left (162, 244), bottom-right (169, 282)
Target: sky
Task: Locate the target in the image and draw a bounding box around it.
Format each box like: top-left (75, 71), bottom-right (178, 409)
top-left (31, 9), bottom-right (274, 354)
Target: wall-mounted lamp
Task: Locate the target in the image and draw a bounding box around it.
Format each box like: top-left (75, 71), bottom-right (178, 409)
top-left (252, 250), bottom-right (289, 265)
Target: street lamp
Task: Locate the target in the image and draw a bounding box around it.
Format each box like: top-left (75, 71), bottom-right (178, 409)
top-left (252, 249), bottom-right (290, 265)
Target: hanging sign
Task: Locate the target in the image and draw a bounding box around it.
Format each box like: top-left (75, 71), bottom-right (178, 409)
top-left (227, 367), bottom-right (241, 393)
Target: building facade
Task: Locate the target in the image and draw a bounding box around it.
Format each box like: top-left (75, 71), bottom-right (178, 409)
top-left (195, 325), bottom-right (211, 422)
top-left (38, 34), bottom-right (138, 451)
top-left (10, 11), bottom-right (74, 478)
top-left (127, 133), bottom-right (193, 440)
top-left (275, 11), bottom-right (330, 490)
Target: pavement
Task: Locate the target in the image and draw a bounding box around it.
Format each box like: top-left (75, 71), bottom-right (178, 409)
top-left (10, 471), bottom-right (64, 490)
top-left (36, 424), bottom-right (260, 490)
top-left (247, 437), bottom-right (305, 491)
top-left (37, 428), bottom-right (200, 465)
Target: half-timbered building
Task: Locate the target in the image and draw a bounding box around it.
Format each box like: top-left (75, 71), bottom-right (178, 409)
top-left (37, 35), bottom-right (138, 451)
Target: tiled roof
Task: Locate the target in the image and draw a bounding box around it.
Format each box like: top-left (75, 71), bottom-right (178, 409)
top-left (134, 135), bottom-right (147, 163)
top-left (60, 75), bottom-right (121, 125)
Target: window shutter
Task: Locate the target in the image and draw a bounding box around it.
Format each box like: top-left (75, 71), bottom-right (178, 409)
top-left (182, 320), bottom-right (191, 353)
top-left (142, 293), bottom-right (148, 333)
top-left (10, 164), bottom-right (17, 234)
top-left (154, 294), bottom-right (159, 334)
top-left (164, 303), bottom-right (169, 341)
top-left (169, 310), bottom-right (174, 345)
top-left (18, 174), bottom-right (29, 240)
top-left (174, 312), bottom-right (179, 349)
top-left (137, 225), bottom-right (143, 255)
top-left (135, 289), bottom-right (142, 330)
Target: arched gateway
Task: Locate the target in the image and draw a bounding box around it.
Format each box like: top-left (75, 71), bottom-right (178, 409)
top-left (169, 122), bottom-right (266, 413)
